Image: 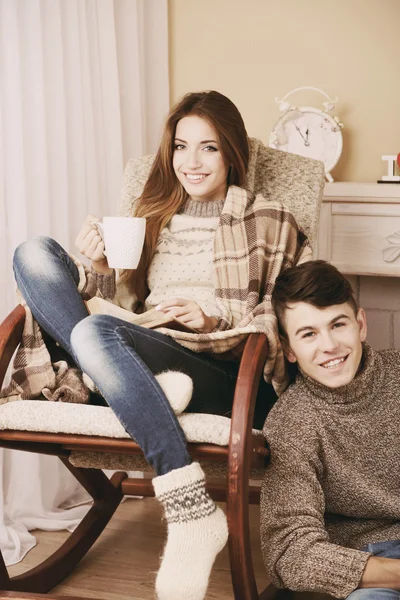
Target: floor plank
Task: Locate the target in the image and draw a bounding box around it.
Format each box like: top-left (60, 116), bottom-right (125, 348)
top-left (8, 497), bottom-right (269, 599)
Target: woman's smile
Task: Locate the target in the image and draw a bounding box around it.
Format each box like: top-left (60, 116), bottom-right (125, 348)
top-left (184, 172), bottom-right (209, 183)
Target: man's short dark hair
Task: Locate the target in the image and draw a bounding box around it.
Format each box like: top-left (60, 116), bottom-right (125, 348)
top-left (272, 260), bottom-right (359, 339)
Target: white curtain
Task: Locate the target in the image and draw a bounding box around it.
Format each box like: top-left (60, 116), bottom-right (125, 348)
top-left (0, 0), bottom-right (169, 565)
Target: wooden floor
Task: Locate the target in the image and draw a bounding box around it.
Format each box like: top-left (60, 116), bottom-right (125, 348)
top-left (8, 497), bottom-right (269, 600)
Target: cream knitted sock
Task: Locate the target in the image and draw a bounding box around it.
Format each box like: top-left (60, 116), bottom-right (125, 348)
top-left (153, 462), bottom-right (228, 600)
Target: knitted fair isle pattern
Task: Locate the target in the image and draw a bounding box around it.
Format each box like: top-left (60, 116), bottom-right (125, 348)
top-left (157, 478), bottom-right (216, 524)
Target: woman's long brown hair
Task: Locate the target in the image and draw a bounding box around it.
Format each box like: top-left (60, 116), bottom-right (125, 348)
top-left (121, 90), bottom-right (250, 304)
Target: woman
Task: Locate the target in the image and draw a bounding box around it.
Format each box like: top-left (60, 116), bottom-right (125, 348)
top-left (12, 91), bottom-right (309, 600)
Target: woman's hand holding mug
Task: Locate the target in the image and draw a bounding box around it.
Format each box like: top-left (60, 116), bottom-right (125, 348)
top-left (76, 215), bottom-right (146, 272)
top-left (75, 215), bottom-right (112, 274)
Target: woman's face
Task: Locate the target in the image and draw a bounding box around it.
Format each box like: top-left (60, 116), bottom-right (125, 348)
top-left (173, 115), bottom-right (229, 203)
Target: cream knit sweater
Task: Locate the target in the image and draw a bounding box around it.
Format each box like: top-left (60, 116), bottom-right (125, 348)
top-left (145, 197), bottom-right (224, 317)
top-left (261, 343), bottom-right (400, 598)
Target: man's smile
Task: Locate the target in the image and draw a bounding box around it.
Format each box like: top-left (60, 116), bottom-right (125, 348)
top-left (319, 355), bottom-right (348, 369)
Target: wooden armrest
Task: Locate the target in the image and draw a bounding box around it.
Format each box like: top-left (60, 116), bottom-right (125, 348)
top-left (0, 305), bottom-right (26, 389)
top-left (230, 332), bottom-right (268, 443)
top-left (229, 332), bottom-right (269, 476)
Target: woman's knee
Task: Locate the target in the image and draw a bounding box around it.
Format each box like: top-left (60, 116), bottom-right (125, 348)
top-left (13, 236), bottom-right (60, 273)
top-left (71, 315), bottom-right (128, 387)
top-left (70, 314), bottom-right (118, 364)
top-left (71, 314), bottom-right (102, 350)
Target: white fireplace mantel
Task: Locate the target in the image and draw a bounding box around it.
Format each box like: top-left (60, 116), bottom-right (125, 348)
top-left (316, 182), bottom-right (400, 277)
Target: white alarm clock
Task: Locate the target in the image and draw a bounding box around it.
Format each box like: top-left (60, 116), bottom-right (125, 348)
top-left (269, 87), bottom-right (343, 182)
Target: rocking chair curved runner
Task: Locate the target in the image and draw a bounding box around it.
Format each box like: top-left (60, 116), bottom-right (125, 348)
top-left (0, 141), bottom-right (328, 600)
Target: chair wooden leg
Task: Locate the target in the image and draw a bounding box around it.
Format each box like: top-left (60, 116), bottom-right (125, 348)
top-left (227, 479), bottom-right (259, 600)
top-left (1, 461), bottom-right (126, 594)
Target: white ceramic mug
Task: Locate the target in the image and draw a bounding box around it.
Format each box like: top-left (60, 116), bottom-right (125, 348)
top-left (92, 217), bottom-right (146, 269)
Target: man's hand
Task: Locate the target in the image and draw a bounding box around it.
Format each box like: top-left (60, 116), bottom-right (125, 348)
top-left (75, 215), bottom-right (112, 275)
top-left (156, 298), bottom-right (218, 333)
top-left (360, 556), bottom-right (400, 590)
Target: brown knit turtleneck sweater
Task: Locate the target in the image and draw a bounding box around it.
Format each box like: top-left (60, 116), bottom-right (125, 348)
top-left (260, 343), bottom-right (400, 599)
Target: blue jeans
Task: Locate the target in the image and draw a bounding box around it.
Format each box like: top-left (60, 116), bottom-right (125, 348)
top-left (346, 541), bottom-right (400, 599)
top-left (348, 592), bottom-right (400, 600)
top-left (13, 236), bottom-right (275, 475)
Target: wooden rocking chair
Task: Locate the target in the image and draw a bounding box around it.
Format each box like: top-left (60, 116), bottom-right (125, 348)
top-left (0, 142), bottom-right (329, 600)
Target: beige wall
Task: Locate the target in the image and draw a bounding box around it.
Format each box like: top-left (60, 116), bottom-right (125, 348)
top-left (169, 0), bottom-right (400, 183)
top-left (346, 275), bottom-right (400, 350)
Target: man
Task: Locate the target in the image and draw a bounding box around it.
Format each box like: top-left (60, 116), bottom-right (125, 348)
top-left (261, 260), bottom-right (400, 600)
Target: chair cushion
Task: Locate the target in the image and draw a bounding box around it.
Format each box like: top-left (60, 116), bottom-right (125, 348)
top-left (0, 400), bottom-right (262, 446)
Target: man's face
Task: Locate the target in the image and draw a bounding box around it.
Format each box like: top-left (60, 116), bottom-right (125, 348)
top-left (283, 301), bottom-right (367, 388)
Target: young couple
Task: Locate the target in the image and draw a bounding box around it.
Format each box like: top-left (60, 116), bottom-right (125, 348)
top-left (261, 260), bottom-right (400, 600)
top-left (6, 82), bottom-right (398, 599)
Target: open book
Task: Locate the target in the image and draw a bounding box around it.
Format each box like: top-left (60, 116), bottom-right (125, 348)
top-left (85, 297), bottom-right (199, 333)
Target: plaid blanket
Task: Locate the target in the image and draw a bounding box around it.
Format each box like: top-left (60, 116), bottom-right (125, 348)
top-left (1, 186), bottom-right (311, 403)
top-left (0, 256), bottom-right (98, 403)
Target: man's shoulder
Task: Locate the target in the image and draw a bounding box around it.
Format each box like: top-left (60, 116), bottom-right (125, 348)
top-left (376, 347), bottom-right (400, 365)
top-left (271, 377), bottom-right (313, 410)
top-left (374, 347), bottom-right (400, 384)
top-left (263, 379), bottom-right (318, 440)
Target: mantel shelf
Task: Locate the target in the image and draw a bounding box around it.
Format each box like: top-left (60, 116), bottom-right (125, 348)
top-left (324, 182), bottom-right (400, 200)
